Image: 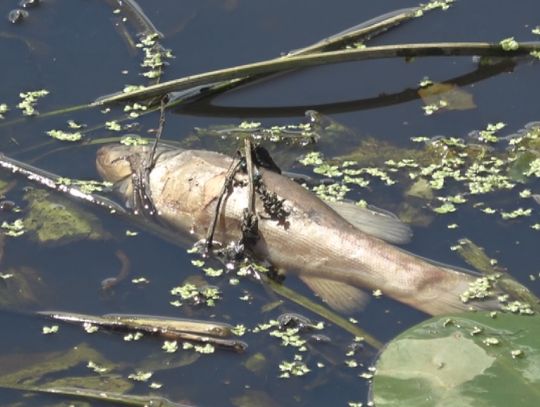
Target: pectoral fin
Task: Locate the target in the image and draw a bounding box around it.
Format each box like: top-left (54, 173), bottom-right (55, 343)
top-left (114, 178), bottom-right (136, 210)
top-left (327, 201), bottom-right (412, 244)
top-left (299, 276), bottom-right (368, 314)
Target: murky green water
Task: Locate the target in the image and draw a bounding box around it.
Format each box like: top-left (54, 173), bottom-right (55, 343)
top-left (0, 1), bottom-right (539, 406)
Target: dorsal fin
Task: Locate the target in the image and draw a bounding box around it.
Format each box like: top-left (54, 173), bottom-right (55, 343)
top-left (327, 201), bottom-right (412, 244)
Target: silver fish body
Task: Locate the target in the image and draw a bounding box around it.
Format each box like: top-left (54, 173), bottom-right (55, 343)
top-left (97, 144), bottom-right (493, 315)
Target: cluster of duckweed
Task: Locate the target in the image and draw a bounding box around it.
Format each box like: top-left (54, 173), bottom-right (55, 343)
top-left (42, 325), bottom-right (59, 334)
top-left (416, 0), bottom-right (454, 14)
top-left (55, 177), bottom-right (112, 194)
top-left (136, 33), bottom-right (174, 80)
top-left (47, 118), bottom-right (88, 142)
top-left (278, 356), bottom-right (310, 378)
top-left (299, 121), bottom-right (540, 230)
top-left (192, 118), bottom-right (320, 147)
top-left (120, 134), bottom-right (149, 146)
top-left (169, 282), bottom-right (221, 307)
top-left (105, 120), bottom-right (122, 131)
top-left (1, 219), bottom-right (25, 237)
top-left (123, 102), bottom-right (148, 119)
top-left (500, 37), bottom-right (520, 51)
top-left (0, 103), bottom-right (8, 119)
top-left (17, 89), bottom-right (48, 116)
top-left (459, 275), bottom-right (498, 303)
top-left (122, 84), bottom-right (146, 94)
top-left (531, 28), bottom-right (540, 59)
top-left (46, 129), bottom-right (82, 142)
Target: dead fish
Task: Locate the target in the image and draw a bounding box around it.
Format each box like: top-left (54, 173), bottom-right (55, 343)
top-left (96, 143), bottom-right (497, 315)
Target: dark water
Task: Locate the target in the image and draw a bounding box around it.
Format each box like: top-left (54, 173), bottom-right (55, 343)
top-left (0, 1), bottom-right (539, 406)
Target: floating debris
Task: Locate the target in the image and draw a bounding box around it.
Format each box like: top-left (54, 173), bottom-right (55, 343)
top-left (7, 9), bottom-right (28, 24)
top-left (19, 0), bottom-right (40, 9)
top-left (37, 310), bottom-right (246, 351)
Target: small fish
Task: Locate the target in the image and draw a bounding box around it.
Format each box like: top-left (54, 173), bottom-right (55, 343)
top-left (97, 144), bottom-right (499, 315)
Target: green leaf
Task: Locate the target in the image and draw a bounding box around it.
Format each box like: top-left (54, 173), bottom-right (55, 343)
top-left (372, 313), bottom-right (540, 407)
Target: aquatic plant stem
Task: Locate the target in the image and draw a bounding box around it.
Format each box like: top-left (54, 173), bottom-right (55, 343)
top-left (177, 7), bottom-right (421, 103)
top-left (95, 41), bottom-right (540, 104)
top-left (455, 239), bottom-right (540, 311)
top-left (0, 102), bottom-right (91, 129)
top-left (205, 158), bottom-right (243, 251)
top-left (286, 7), bottom-right (419, 56)
top-left (0, 384), bottom-right (188, 407)
top-left (0, 9), bottom-right (416, 130)
top-left (262, 275), bottom-right (383, 349)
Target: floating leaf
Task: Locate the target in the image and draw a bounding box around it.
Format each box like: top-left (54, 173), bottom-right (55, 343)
top-left (23, 189), bottom-right (109, 245)
top-left (371, 313), bottom-right (540, 407)
top-left (244, 353), bottom-right (267, 374)
top-left (418, 83), bottom-right (476, 112)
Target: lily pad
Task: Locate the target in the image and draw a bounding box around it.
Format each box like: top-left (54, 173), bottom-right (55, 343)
top-left (371, 313), bottom-right (540, 407)
top-left (23, 189), bottom-right (109, 245)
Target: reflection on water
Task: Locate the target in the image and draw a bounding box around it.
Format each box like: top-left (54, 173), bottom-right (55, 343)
top-left (0, 0), bottom-right (539, 405)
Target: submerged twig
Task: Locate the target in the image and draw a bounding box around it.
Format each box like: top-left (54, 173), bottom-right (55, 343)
top-left (204, 158), bottom-right (243, 251)
top-left (172, 7), bottom-right (421, 104)
top-left (287, 7), bottom-right (420, 56)
top-left (0, 152), bottom-right (124, 213)
top-left (148, 96), bottom-right (168, 170)
top-left (38, 310), bottom-right (246, 351)
top-left (95, 41), bottom-right (540, 104)
top-left (1, 384), bottom-right (190, 407)
top-left (244, 139), bottom-right (256, 217)
top-left (240, 138), bottom-right (259, 248)
top-left (131, 96), bottom-right (169, 218)
top-left (101, 249), bottom-right (131, 291)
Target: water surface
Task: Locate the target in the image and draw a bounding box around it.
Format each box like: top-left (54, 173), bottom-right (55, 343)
top-left (0, 1), bottom-right (539, 406)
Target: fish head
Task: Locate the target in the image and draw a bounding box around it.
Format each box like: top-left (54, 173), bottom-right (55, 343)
top-left (96, 143), bottom-right (145, 184)
top-left (97, 142), bottom-right (178, 211)
top-left (96, 142), bottom-right (182, 183)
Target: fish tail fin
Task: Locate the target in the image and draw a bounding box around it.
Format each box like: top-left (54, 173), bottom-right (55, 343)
top-left (411, 268), bottom-right (501, 316)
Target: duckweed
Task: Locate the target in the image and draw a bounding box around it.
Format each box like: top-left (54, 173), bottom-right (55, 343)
top-left (17, 89), bottom-right (48, 116)
top-left (500, 37), bottom-right (519, 51)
